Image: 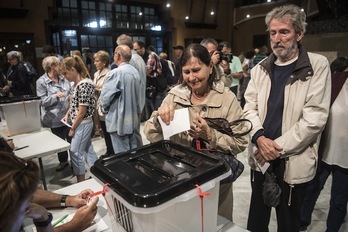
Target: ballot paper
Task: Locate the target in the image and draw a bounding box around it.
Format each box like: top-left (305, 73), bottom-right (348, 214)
top-left (252, 146), bottom-right (270, 174)
top-left (158, 108), bottom-right (190, 140)
top-left (60, 118), bottom-right (72, 128)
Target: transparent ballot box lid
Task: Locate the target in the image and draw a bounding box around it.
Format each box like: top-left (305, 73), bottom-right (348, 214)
top-left (0, 95), bottom-right (40, 104)
top-left (91, 140), bottom-right (230, 208)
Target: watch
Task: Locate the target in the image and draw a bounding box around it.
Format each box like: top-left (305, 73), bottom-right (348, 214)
top-left (33, 212), bottom-right (53, 227)
top-left (60, 194), bottom-right (68, 207)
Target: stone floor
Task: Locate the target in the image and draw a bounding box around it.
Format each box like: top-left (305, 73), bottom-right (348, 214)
top-left (39, 123), bottom-right (348, 232)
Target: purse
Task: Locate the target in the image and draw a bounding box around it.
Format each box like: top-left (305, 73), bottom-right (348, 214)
top-left (191, 117), bottom-right (252, 182)
top-left (193, 139), bottom-right (244, 183)
top-left (262, 171), bottom-right (282, 207)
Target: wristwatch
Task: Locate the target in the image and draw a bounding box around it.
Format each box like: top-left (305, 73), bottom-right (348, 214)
top-left (60, 194), bottom-right (68, 207)
top-left (33, 212), bottom-right (53, 227)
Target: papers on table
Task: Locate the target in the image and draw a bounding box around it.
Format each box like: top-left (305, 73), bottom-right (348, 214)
top-left (158, 108), bottom-right (190, 140)
top-left (32, 212), bottom-right (108, 232)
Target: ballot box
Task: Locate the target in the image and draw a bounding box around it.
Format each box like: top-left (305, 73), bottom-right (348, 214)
top-left (91, 140), bottom-right (231, 232)
top-left (0, 95), bottom-right (41, 136)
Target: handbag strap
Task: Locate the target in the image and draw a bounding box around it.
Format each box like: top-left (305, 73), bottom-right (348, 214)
top-left (204, 117), bottom-right (253, 137)
top-left (228, 118), bottom-right (253, 137)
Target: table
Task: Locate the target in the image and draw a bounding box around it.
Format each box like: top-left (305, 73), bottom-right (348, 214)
top-left (23, 178), bottom-right (112, 232)
top-left (2, 129), bottom-right (70, 190)
top-left (23, 178), bottom-right (248, 232)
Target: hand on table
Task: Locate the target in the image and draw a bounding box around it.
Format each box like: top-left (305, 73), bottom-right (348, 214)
top-left (66, 189), bottom-right (93, 208)
top-left (66, 196), bottom-right (99, 231)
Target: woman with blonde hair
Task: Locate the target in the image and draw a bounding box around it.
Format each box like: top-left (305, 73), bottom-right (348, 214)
top-left (36, 56), bottom-right (72, 171)
top-left (93, 50), bottom-right (114, 155)
top-left (60, 55), bottom-right (98, 182)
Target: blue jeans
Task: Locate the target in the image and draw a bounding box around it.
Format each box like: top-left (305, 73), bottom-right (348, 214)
top-left (70, 120), bottom-right (98, 175)
top-left (110, 132), bottom-right (138, 155)
top-left (301, 162), bottom-right (348, 232)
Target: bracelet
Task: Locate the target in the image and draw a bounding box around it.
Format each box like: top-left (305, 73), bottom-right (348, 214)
top-left (33, 212), bottom-right (53, 227)
top-left (60, 194), bottom-right (68, 207)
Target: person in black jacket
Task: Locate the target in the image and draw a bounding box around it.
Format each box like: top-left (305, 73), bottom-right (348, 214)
top-left (4, 51), bottom-right (32, 96)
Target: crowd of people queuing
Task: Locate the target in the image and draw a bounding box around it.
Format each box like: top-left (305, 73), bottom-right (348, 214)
top-left (0, 3), bottom-right (347, 232)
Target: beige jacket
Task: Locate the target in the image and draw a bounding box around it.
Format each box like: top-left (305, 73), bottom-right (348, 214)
top-left (144, 80), bottom-right (248, 156)
top-left (94, 68), bottom-right (110, 119)
top-left (243, 47), bottom-right (331, 184)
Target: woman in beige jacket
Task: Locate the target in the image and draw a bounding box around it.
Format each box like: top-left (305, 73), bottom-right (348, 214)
top-left (93, 50), bottom-right (114, 155)
top-left (144, 43), bottom-right (248, 221)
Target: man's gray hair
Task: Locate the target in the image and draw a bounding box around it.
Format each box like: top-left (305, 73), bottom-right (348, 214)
top-left (116, 34), bottom-right (133, 49)
top-left (265, 4), bottom-right (307, 34)
top-left (116, 45), bottom-right (132, 62)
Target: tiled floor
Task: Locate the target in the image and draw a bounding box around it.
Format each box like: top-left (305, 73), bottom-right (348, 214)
top-left (40, 124), bottom-right (348, 232)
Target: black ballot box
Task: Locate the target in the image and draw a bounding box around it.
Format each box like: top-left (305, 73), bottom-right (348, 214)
top-left (91, 140), bottom-right (231, 232)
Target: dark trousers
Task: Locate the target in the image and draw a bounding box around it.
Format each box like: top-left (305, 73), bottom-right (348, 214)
top-left (230, 86), bottom-right (238, 96)
top-left (301, 162), bottom-right (348, 232)
top-left (100, 120), bottom-right (115, 155)
top-left (51, 126), bottom-right (71, 163)
top-left (247, 160), bottom-right (307, 232)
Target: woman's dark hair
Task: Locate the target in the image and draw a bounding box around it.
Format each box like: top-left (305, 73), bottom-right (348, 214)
top-left (178, 43), bottom-right (217, 87)
top-left (0, 151), bottom-right (39, 230)
top-left (330, 57), bottom-right (348, 73)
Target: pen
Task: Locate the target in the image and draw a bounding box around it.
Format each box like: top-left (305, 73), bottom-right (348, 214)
top-left (14, 145), bottom-right (29, 151)
top-left (52, 214), bottom-right (69, 227)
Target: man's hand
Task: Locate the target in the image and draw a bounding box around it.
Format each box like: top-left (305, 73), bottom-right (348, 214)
top-left (66, 189), bottom-right (93, 208)
top-left (56, 197), bottom-right (99, 232)
top-left (210, 51), bottom-right (220, 65)
top-left (256, 136), bottom-right (283, 161)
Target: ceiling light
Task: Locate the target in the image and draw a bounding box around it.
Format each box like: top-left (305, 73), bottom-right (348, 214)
top-left (210, 11), bottom-right (214, 15)
top-left (246, 14), bottom-right (250, 18)
top-left (185, 16), bottom-right (189, 20)
top-left (166, 3), bottom-right (170, 8)
top-left (139, 12), bottom-right (143, 16)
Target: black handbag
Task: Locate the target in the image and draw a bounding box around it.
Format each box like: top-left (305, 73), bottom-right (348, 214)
top-left (192, 118), bottom-right (252, 182)
top-left (262, 171), bottom-right (282, 207)
top-left (193, 139), bottom-right (244, 183)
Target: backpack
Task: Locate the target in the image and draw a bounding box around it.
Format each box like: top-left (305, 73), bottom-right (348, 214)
top-left (159, 58), bottom-right (176, 86)
top-left (22, 61), bottom-right (38, 82)
top-left (22, 61), bottom-right (38, 94)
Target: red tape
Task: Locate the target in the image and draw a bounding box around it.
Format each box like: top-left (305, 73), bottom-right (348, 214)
top-left (89, 183), bottom-right (110, 198)
top-left (22, 101), bottom-right (27, 118)
top-left (195, 184), bottom-right (211, 232)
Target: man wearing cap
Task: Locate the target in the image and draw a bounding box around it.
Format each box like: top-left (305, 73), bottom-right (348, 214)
top-left (172, 45), bottom-right (184, 84)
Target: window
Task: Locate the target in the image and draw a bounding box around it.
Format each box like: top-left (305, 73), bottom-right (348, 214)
top-left (81, 35), bottom-right (113, 56)
top-left (99, 2), bottom-right (113, 28)
top-left (81, 1), bottom-right (97, 28)
top-left (62, 30), bottom-right (77, 55)
top-left (115, 4), bottom-right (129, 29)
top-left (58, 0), bottom-right (79, 26)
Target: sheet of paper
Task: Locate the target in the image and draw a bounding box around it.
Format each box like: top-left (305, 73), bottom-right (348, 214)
top-left (252, 146), bottom-right (270, 174)
top-left (158, 108), bottom-right (190, 140)
top-left (32, 212), bottom-right (108, 232)
top-left (60, 118), bottom-right (72, 128)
